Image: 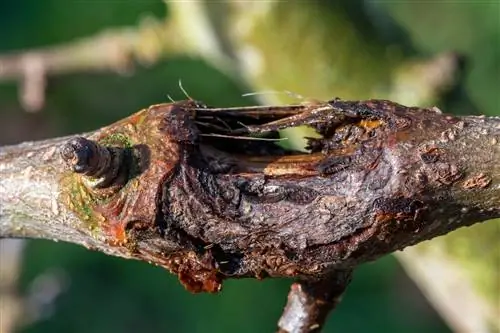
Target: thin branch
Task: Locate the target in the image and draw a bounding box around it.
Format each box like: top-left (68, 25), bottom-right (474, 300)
top-left (0, 11), bottom-right (196, 80)
top-left (0, 2), bottom-right (240, 111)
top-left (277, 271), bottom-right (353, 333)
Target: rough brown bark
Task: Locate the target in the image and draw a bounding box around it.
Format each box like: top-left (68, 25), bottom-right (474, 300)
top-left (1, 98), bottom-right (499, 332)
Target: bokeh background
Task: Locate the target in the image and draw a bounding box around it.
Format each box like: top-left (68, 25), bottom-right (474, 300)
top-left (0, 1), bottom-right (498, 333)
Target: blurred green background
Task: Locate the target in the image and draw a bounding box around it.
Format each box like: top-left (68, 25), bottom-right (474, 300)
top-left (0, 1), bottom-right (498, 333)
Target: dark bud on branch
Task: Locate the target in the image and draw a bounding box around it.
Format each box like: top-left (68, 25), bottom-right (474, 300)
top-left (60, 136), bottom-right (124, 189)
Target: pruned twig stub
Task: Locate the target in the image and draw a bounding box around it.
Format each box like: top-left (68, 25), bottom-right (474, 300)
top-left (277, 270), bottom-right (353, 333)
top-left (56, 98), bottom-right (499, 296)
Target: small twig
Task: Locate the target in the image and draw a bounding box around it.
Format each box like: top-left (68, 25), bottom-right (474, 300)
top-left (277, 271), bottom-right (353, 333)
top-left (18, 54), bottom-right (46, 112)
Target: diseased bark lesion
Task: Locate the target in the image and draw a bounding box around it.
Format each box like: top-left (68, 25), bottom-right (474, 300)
top-left (1, 98), bottom-right (499, 332)
top-left (143, 99), bottom-right (499, 291)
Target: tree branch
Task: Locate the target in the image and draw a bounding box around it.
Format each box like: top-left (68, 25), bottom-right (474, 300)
top-left (0, 135), bottom-right (131, 258)
top-left (1, 99), bottom-right (499, 331)
top-left (277, 270), bottom-right (352, 333)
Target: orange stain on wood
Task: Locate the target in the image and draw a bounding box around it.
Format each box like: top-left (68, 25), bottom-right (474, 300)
top-left (358, 119), bottom-right (384, 130)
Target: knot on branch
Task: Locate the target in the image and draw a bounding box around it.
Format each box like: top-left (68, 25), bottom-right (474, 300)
top-left (61, 136), bottom-right (125, 189)
top-left (59, 100), bottom-right (201, 248)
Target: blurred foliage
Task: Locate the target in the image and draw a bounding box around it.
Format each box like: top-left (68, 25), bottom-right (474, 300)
top-left (379, 1), bottom-right (500, 115)
top-left (0, 1), bottom-right (498, 332)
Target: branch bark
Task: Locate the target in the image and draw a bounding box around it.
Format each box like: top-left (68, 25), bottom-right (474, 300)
top-left (277, 270), bottom-right (352, 333)
top-left (1, 99), bottom-right (499, 331)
